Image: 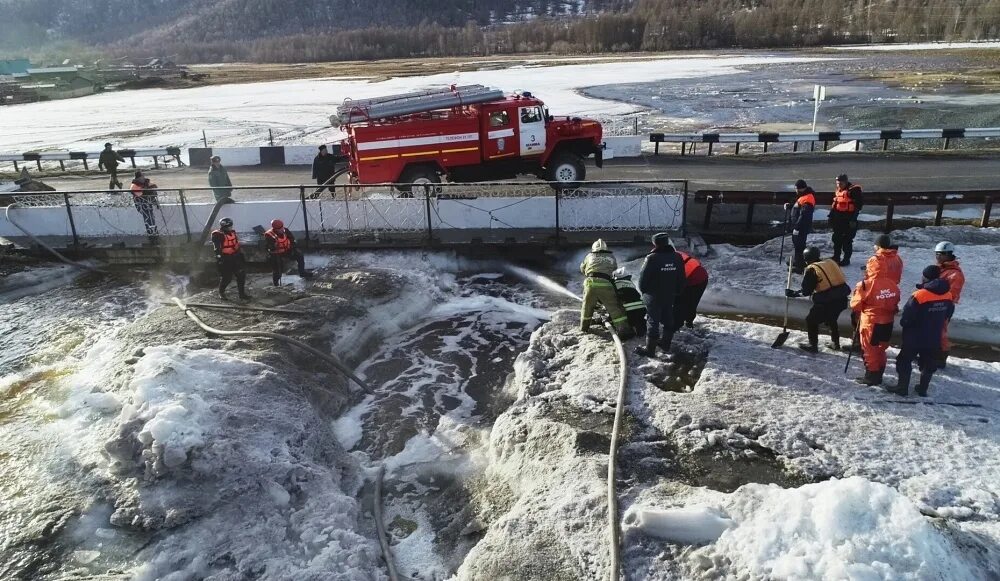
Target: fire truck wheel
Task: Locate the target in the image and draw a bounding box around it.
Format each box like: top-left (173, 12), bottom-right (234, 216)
top-left (398, 166), bottom-right (442, 197)
top-left (546, 152), bottom-right (586, 184)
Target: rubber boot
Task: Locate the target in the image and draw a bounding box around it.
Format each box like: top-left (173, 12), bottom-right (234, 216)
top-left (916, 370), bottom-right (933, 397)
top-left (272, 275), bottom-right (281, 287)
top-left (884, 373), bottom-right (909, 396)
top-left (634, 336), bottom-right (656, 357)
top-left (937, 351), bottom-right (949, 369)
top-left (617, 327), bottom-right (636, 341)
top-left (798, 342), bottom-right (819, 353)
top-left (855, 370), bottom-right (882, 386)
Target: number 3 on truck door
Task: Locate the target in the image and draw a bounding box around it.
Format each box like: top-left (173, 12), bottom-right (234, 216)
top-left (519, 106), bottom-right (546, 156)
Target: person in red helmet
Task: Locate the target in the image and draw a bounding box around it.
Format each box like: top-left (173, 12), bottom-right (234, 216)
top-left (264, 219), bottom-right (308, 286)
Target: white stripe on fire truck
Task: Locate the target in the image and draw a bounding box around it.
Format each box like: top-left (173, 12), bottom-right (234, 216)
top-left (487, 128), bottom-right (515, 139)
top-left (356, 133), bottom-right (480, 152)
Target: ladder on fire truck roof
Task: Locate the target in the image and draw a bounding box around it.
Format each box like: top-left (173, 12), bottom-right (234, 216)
top-left (332, 84), bottom-right (505, 125)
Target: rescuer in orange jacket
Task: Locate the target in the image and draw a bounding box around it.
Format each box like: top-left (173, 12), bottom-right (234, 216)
top-left (849, 275), bottom-right (901, 386)
top-left (211, 217), bottom-right (250, 300)
top-left (264, 219), bottom-right (309, 286)
top-left (863, 234), bottom-right (903, 285)
top-left (934, 241), bottom-right (965, 367)
top-left (830, 174), bottom-right (863, 267)
top-left (129, 170), bottom-right (159, 243)
top-left (673, 250), bottom-right (709, 330)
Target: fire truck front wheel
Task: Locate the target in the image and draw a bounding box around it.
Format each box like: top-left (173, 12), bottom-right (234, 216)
top-left (545, 152), bottom-right (586, 184)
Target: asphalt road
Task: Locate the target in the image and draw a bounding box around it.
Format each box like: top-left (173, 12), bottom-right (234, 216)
top-left (33, 150), bottom-right (1000, 203)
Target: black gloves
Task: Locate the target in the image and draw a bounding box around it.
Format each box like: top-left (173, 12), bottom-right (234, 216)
top-left (785, 289), bottom-right (801, 298)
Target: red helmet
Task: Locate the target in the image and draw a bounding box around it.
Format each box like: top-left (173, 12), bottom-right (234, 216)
top-left (270, 219), bottom-right (284, 229)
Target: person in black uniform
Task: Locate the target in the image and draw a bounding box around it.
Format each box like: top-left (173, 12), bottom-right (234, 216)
top-left (786, 246), bottom-right (851, 352)
top-left (635, 233), bottom-right (686, 357)
top-left (612, 268), bottom-right (647, 338)
top-left (211, 217), bottom-right (250, 300)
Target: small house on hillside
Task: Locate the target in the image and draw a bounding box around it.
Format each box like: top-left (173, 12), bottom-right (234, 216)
top-left (0, 59), bottom-right (31, 76)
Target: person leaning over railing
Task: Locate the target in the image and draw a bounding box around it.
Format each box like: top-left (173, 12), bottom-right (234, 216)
top-left (208, 155), bottom-right (234, 203)
top-left (130, 169), bottom-right (159, 245)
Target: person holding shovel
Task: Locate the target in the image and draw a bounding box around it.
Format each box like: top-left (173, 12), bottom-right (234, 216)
top-left (785, 247), bottom-right (851, 353)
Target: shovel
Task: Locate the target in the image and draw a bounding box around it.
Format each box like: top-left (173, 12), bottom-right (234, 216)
top-left (777, 204), bottom-right (791, 265)
top-left (771, 255), bottom-right (795, 348)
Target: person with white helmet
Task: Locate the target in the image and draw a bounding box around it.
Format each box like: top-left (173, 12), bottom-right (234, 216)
top-left (934, 241), bottom-right (965, 367)
top-left (579, 239), bottom-right (633, 339)
top-left (612, 267), bottom-right (647, 338)
top-left (211, 217), bottom-right (250, 300)
top-left (264, 218), bottom-right (308, 286)
top-left (635, 233), bottom-right (686, 357)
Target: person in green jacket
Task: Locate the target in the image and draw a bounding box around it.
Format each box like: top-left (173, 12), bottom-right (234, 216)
top-left (208, 155), bottom-right (234, 203)
top-left (98, 142), bottom-right (126, 189)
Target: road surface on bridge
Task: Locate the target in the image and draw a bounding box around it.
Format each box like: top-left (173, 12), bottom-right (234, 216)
top-left (33, 151), bottom-right (1000, 203)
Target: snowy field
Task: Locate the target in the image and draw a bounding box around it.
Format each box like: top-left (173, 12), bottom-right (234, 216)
top-left (0, 55), bottom-right (830, 153)
top-left (832, 41), bottom-right (1000, 51)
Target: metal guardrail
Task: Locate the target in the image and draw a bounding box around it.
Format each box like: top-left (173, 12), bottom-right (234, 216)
top-left (0, 147), bottom-right (183, 171)
top-left (694, 189), bottom-right (997, 232)
top-left (4, 180), bottom-right (689, 249)
top-left (649, 127), bottom-right (1000, 155)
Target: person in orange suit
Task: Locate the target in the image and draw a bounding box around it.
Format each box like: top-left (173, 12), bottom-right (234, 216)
top-left (850, 275), bottom-right (901, 386)
top-left (934, 241), bottom-right (965, 368)
top-left (863, 234), bottom-right (903, 284)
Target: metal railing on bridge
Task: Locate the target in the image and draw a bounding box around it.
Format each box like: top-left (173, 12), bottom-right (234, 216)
top-left (1, 180), bottom-right (687, 251)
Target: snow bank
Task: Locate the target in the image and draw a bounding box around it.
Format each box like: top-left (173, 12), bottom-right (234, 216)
top-left (832, 41), bottom-right (1000, 51)
top-left (624, 505), bottom-right (733, 544)
top-left (695, 477), bottom-right (979, 580)
top-left (0, 55), bottom-right (832, 152)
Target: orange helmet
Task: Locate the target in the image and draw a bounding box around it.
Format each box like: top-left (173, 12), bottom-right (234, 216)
top-left (271, 219), bottom-right (284, 229)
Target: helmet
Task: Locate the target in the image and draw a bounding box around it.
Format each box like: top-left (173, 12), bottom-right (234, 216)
top-left (271, 219), bottom-right (284, 229)
top-left (934, 241), bottom-right (955, 254)
top-left (591, 239), bottom-right (608, 252)
top-left (652, 232), bottom-right (673, 248)
top-left (219, 217), bottom-right (233, 228)
top-left (803, 247), bottom-right (821, 263)
top-left (922, 265), bottom-right (942, 280)
top-left (836, 174), bottom-right (849, 183)
top-left (613, 267), bottom-right (627, 278)
top-left (794, 179), bottom-right (808, 189)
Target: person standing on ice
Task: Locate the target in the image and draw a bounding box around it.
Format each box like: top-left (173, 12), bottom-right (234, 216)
top-left (934, 241), bottom-right (964, 368)
top-left (635, 233), bottom-right (686, 357)
top-left (212, 217), bottom-right (250, 300)
top-left (830, 174), bottom-right (863, 266)
top-left (887, 265), bottom-right (954, 397)
top-left (612, 268), bottom-right (647, 338)
top-left (785, 179), bottom-right (815, 274)
top-left (785, 246), bottom-right (850, 353)
top-left (673, 249), bottom-right (708, 330)
top-left (862, 234), bottom-right (903, 284)
top-left (98, 142), bottom-right (126, 190)
top-left (579, 239), bottom-right (633, 339)
top-left (264, 219), bottom-right (308, 286)
top-left (849, 274), bottom-right (900, 386)
top-left (208, 156), bottom-right (234, 203)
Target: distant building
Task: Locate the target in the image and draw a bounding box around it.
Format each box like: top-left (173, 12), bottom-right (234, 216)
top-left (0, 59), bottom-right (31, 76)
top-left (18, 67), bottom-right (100, 100)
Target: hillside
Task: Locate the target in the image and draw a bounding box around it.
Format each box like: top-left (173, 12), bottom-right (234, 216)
top-left (2, 0), bottom-right (998, 63)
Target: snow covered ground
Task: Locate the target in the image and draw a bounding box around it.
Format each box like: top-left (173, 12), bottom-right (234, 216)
top-left (675, 226), bottom-right (999, 334)
top-left (832, 41), bottom-right (1000, 51)
top-left (465, 307), bottom-right (1000, 578)
top-left (0, 55), bottom-right (831, 153)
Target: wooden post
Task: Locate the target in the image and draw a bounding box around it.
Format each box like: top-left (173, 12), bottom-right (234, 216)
top-left (735, 142), bottom-right (741, 155)
top-left (745, 200), bottom-right (755, 232)
top-left (982, 197), bottom-right (992, 228)
top-left (793, 141), bottom-right (799, 153)
top-left (882, 139), bottom-right (889, 151)
top-left (82, 158), bottom-right (89, 170)
top-left (934, 196), bottom-right (945, 226)
top-left (885, 201), bottom-right (895, 232)
top-left (854, 140), bottom-right (861, 152)
top-left (703, 197), bottom-right (714, 231)
top-left (654, 141), bottom-right (660, 155)
top-left (943, 137), bottom-right (950, 150)
top-left (269, 128), bottom-right (274, 147)
top-left (13, 160), bottom-right (18, 171)
top-left (679, 142), bottom-right (685, 156)
top-left (153, 156), bottom-right (160, 169)
top-left (707, 142), bottom-right (714, 156)
top-left (36, 159), bottom-right (42, 171)
top-left (763, 141), bottom-right (769, 153)
top-left (823, 141), bottom-right (829, 151)
top-left (59, 160), bottom-right (65, 171)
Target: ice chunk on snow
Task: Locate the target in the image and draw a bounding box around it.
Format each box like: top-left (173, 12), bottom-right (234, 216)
top-left (695, 476), bottom-right (979, 580)
top-left (624, 505), bottom-right (734, 544)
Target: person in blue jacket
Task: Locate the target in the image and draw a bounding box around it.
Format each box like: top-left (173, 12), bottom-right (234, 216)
top-left (635, 233), bottom-right (686, 357)
top-left (886, 265), bottom-right (954, 397)
top-left (785, 179), bottom-right (816, 274)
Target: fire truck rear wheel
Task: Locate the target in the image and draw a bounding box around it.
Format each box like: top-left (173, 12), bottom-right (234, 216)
top-left (398, 166), bottom-right (441, 196)
top-left (546, 152), bottom-right (586, 184)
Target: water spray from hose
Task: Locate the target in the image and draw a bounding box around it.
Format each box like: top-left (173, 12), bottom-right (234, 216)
top-left (504, 265), bottom-right (581, 303)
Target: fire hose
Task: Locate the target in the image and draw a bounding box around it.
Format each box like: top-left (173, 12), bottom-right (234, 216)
top-left (171, 297), bottom-right (371, 393)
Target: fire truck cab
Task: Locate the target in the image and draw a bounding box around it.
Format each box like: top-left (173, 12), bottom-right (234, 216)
top-left (335, 86), bottom-right (603, 188)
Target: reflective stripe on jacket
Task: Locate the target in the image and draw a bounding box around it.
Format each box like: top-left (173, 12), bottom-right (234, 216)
top-left (580, 250), bottom-right (617, 279)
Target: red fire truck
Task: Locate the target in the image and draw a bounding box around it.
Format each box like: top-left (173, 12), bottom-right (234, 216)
top-left (333, 85), bottom-right (603, 188)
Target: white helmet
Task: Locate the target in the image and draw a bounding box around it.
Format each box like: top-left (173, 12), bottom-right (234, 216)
top-left (934, 241), bottom-right (955, 254)
top-left (591, 239), bottom-right (608, 252)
